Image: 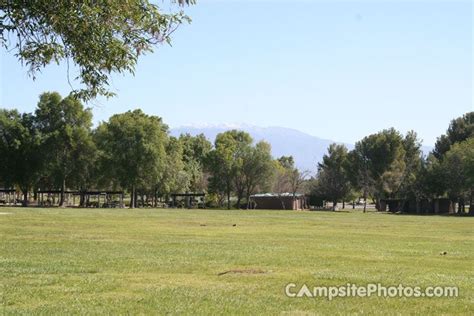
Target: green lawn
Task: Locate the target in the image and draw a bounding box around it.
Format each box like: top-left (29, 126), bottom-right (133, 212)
top-left (0, 208), bottom-right (472, 315)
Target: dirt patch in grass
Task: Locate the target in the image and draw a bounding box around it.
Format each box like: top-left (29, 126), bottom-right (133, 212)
top-left (218, 269), bottom-right (267, 276)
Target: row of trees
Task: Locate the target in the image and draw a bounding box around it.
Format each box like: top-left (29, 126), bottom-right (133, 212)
top-left (1, 92), bottom-right (472, 213)
top-left (0, 92), bottom-right (305, 208)
top-left (312, 112), bottom-right (474, 214)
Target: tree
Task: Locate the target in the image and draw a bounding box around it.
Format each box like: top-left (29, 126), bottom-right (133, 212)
top-left (179, 133), bottom-right (212, 192)
top-left (242, 141), bottom-right (275, 208)
top-left (348, 128), bottom-right (406, 212)
top-left (205, 155), bottom-right (228, 208)
top-left (272, 159), bottom-right (292, 194)
top-left (272, 155), bottom-right (309, 209)
top-left (95, 109), bottom-right (168, 208)
top-left (0, 109), bottom-right (25, 187)
top-left (73, 134), bottom-right (99, 207)
top-left (277, 156), bottom-right (295, 170)
top-left (271, 157), bottom-right (293, 209)
top-left (439, 138), bottom-right (474, 214)
top-left (287, 168), bottom-right (310, 199)
top-left (0, 109), bottom-right (42, 205)
top-left (433, 112), bottom-right (474, 159)
top-left (314, 144), bottom-right (351, 211)
top-left (180, 133), bottom-right (212, 166)
top-left (156, 137), bottom-right (190, 206)
top-left (1, 1), bottom-right (194, 100)
top-left (35, 92), bottom-right (94, 206)
top-left (347, 144), bottom-right (371, 213)
top-left (206, 130), bottom-right (252, 209)
top-left (417, 155), bottom-right (446, 199)
top-left (396, 131), bottom-right (423, 206)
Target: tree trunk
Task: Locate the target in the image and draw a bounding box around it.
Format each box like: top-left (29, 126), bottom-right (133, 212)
top-left (352, 201), bottom-right (355, 209)
top-left (245, 188), bottom-right (251, 210)
top-left (226, 182), bottom-right (231, 209)
top-left (59, 178), bottom-right (66, 207)
top-left (80, 191), bottom-right (85, 207)
top-left (342, 201), bottom-right (345, 209)
top-left (333, 200), bottom-right (337, 211)
top-left (469, 190), bottom-right (473, 216)
top-left (458, 197), bottom-right (465, 214)
top-left (375, 198), bottom-right (381, 212)
top-left (280, 196), bottom-right (286, 210)
top-left (22, 188), bottom-right (28, 207)
top-left (130, 186), bottom-right (135, 209)
top-left (450, 198), bottom-right (456, 214)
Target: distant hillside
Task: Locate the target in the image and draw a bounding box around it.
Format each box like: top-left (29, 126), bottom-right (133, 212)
top-left (170, 124), bottom-right (353, 172)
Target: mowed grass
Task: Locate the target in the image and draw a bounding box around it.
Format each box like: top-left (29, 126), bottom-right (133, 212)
top-left (0, 208), bottom-right (473, 315)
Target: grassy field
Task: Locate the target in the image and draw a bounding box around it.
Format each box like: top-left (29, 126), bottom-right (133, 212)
top-left (0, 208), bottom-right (473, 315)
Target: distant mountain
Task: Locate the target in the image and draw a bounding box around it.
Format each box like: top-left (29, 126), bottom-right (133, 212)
top-left (170, 124), bottom-right (353, 172)
top-left (170, 124), bottom-right (434, 171)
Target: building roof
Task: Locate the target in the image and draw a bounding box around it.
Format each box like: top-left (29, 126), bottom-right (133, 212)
top-left (250, 193), bottom-right (305, 198)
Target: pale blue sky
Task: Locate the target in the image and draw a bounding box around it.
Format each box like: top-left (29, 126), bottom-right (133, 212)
top-left (1, 0), bottom-right (472, 146)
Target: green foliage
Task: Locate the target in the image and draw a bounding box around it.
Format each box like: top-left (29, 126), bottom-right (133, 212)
top-left (0, 1), bottom-right (195, 100)
top-left (207, 130), bottom-right (252, 208)
top-left (273, 155), bottom-right (309, 199)
top-left (1, 95), bottom-right (473, 213)
top-left (206, 131), bottom-right (275, 209)
top-left (348, 128), bottom-right (407, 204)
top-left (0, 109), bottom-right (42, 200)
top-left (34, 92), bottom-right (94, 205)
top-left (438, 138), bottom-right (474, 204)
top-left (313, 144), bottom-right (351, 208)
top-left (433, 112), bottom-right (474, 159)
top-left (241, 141), bottom-right (275, 200)
top-left (95, 109), bottom-right (168, 207)
top-left (0, 93), bottom-right (95, 205)
top-left (397, 131), bottom-right (423, 198)
top-left (180, 133), bottom-right (212, 166)
top-left (427, 112), bottom-right (474, 211)
top-left (159, 136), bottom-right (189, 196)
top-left (416, 155), bottom-right (446, 198)
top-left (179, 133), bottom-right (212, 192)
top-left (277, 155), bottom-right (295, 169)
top-left (272, 158), bottom-right (291, 193)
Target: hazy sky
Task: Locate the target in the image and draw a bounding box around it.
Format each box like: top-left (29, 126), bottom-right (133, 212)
top-left (1, 0), bottom-right (472, 146)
